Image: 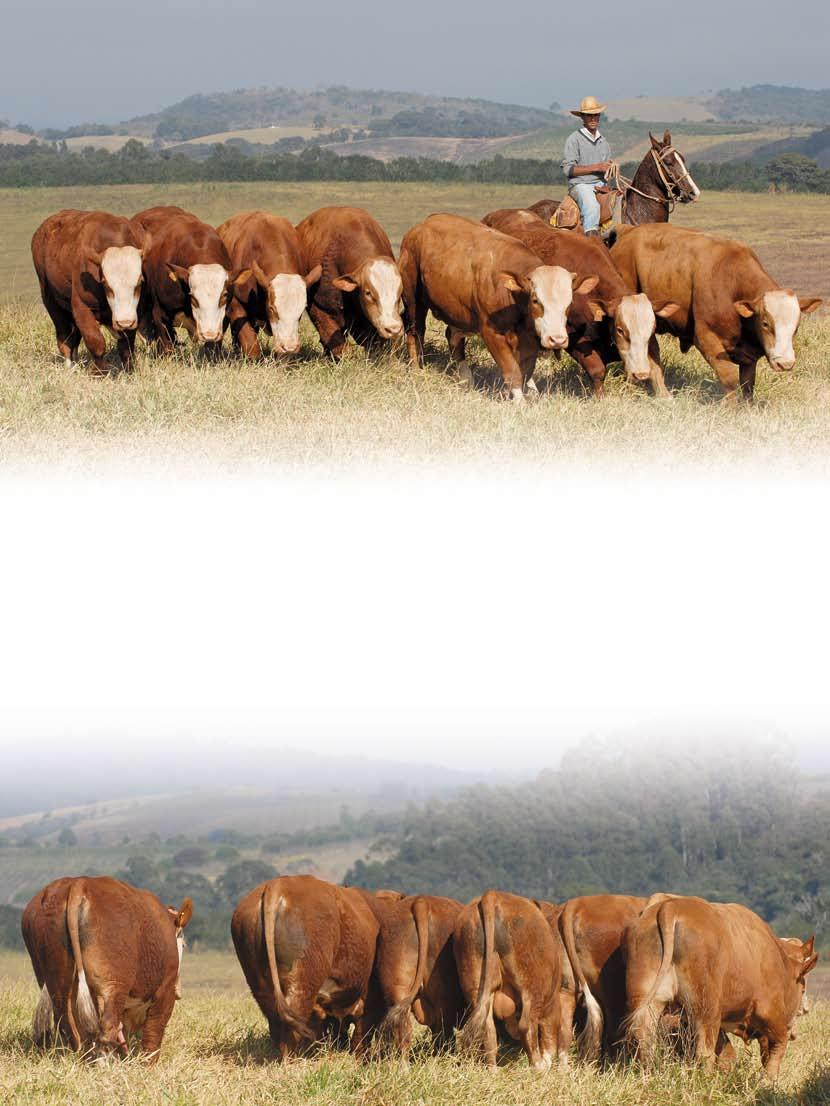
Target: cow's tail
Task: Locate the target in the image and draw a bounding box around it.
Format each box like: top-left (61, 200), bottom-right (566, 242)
top-left (558, 902), bottom-right (603, 1062)
top-left (261, 881), bottom-right (315, 1042)
top-left (381, 896), bottom-right (431, 1045)
top-left (624, 901), bottom-right (677, 1058)
top-left (460, 891), bottom-right (497, 1055)
top-left (32, 985), bottom-right (55, 1045)
top-left (66, 880), bottom-right (99, 1042)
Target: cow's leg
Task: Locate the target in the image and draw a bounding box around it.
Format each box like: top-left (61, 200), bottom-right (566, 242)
top-left (739, 359), bottom-right (758, 402)
top-left (482, 1007), bottom-right (499, 1069)
top-left (351, 979), bottom-right (385, 1059)
top-left (69, 293), bottom-right (110, 375)
top-left (761, 1035), bottom-right (789, 1081)
top-left (572, 345), bottom-right (608, 397)
top-left (151, 305), bottom-right (176, 356)
top-left (95, 986), bottom-right (127, 1056)
top-left (518, 331), bottom-right (539, 397)
top-left (647, 335), bottom-right (670, 397)
top-left (480, 326), bottom-right (525, 402)
top-left (308, 303), bottom-right (347, 361)
top-left (557, 988), bottom-right (576, 1065)
top-left (232, 318), bottom-right (263, 359)
top-left (715, 1030), bottom-right (737, 1072)
top-left (446, 327), bottom-right (473, 385)
top-left (41, 291), bottom-right (81, 367)
top-left (696, 327), bottom-right (742, 402)
top-left (116, 329), bottom-right (137, 371)
top-left (538, 1004), bottom-right (561, 1071)
top-left (138, 987), bottom-right (176, 1063)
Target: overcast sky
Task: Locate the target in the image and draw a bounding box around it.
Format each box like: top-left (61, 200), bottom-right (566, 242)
top-left (2, 0), bottom-right (828, 128)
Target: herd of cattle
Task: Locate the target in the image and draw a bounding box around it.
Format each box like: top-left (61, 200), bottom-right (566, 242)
top-left (21, 874), bottom-right (818, 1080)
top-left (31, 202), bottom-right (823, 403)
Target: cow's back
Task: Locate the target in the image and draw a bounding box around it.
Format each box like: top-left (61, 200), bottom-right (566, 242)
top-left (218, 211), bottom-right (306, 276)
top-left (297, 205), bottom-right (394, 275)
top-left (134, 206), bottom-right (230, 271)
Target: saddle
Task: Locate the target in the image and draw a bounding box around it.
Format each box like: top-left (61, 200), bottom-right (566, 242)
top-left (550, 187), bottom-right (622, 232)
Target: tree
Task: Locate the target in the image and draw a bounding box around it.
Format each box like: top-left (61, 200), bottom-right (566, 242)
top-left (57, 828), bottom-right (78, 847)
top-left (217, 860), bottom-right (278, 904)
top-left (767, 154), bottom-right (823, 192)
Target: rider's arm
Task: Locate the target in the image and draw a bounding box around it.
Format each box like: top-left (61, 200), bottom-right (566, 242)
top-left (570, 162), bottom-right (611, 177)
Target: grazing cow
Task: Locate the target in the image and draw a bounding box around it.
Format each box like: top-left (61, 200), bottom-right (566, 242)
top-left (555, 894), bottom-right (648, 1060)
top-left (131, 206), bottom-right (248, 356)
top-left (453, 890), bottom-right (562, 1070)
top-left (217, 211), bottom-right (321, 358)
top-left (623, 895), bottom-right (818, 1078)
top-left (295, 206), bottom-right (404, 359)
top-left (611, 224), bottom-right (822, 400)
top-left (353, 890), bottom-right (464, 1056)
top-left (534, 900), bottom-right (577, 1063)
top-left (230, 875), bottom-right (379, 1060)
top-left (482, 208), bottom-right (676, 396)
top-left (21, 876), bottom-right (192, 1060)
top-left (399, 214), bottom-right (598, 402)
top-left (31, 210), bottom-right (147, 375)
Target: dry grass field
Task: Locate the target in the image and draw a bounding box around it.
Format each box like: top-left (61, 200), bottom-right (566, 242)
top-left (0, 184), bottom-right (828, 469)
top-left (1, 950), bottom-right (828, 1106)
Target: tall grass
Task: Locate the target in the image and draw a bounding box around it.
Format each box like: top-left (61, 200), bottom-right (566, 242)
top-left (1, 965), bottom-right (828, 1106)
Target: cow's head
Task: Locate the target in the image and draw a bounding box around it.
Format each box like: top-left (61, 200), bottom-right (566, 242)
top-left (167, 264), bottom-right (251, 344)
top-left (779, 935), bottom-right (818, 1035)
top-left (590, 293), bottom-right (680, 382)
top-left (332, 258), bottom-right (404, 340)
top-left (88, 246), bottom-right (144, 332)
top-left (167, 897), bottom-right (194, 1000)
top-left (735, 291), bottom-right (822, 372)
top-left (503, 267), bottom-right (598, 351)
top-left (246, 261), bottom-right (321, 355)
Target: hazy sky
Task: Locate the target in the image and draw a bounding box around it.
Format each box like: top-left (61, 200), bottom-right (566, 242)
top-left (2, 1), bottom-right (828, 128)
top-left (1, 468), bottom-right (829, 782)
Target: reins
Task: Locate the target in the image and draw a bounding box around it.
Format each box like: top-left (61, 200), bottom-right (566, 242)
top-left (606, 147), bottom-right (691, 220)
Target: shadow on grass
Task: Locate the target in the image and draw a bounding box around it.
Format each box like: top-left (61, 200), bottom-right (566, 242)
top-left (752, 1065), bottom-right (830, 1106)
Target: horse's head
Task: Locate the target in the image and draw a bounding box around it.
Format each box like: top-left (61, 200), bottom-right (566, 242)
top-left (649, 131), bottom-right (700, 204)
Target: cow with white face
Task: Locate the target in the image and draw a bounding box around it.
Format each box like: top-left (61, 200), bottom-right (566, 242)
top-left (31, 210), bottom-right (148, 374)
top-left (297, 206), bottom-right (405, 361)
top-left (400, 214), bottom-right (600, 402)
top-left (598, 293), bottom-right (679, 384)
top-left (611, 223), bottom-right (822, 400)
top-left (132, 206), bottom-right (245, 357)
top-left (218, 211), bottom-right (321, 358)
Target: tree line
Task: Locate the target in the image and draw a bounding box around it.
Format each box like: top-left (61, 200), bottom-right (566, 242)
top-left (346, 743), bottom-right (830, 948)
top-left (1, 140), bottom-right (829, 192)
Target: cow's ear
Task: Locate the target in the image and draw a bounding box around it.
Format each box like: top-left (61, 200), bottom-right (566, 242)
top-left (801, 952), bottom-right (819, 979)
top-left (574, 274), bottom-right (599, 295)
top-left (305, 263), bottom-right (322, 287)
top-left (332, 274), bottom-right (359, 292)
top-left (501, 273), bottom-right (524, 293)
top-left (136, 229), bottom-right (152, 256)
top-left (799, 296), bottom-right (822, 315)
top-left (656, 301), bottom-right (682, 319)
top-left (166, 263), bottom-right (189, 285)
top-left (587, 301), bottom-right (607, 322)
top-left (734, 300), bottom-right (756, 319)
top-left (176, 898), bottom-right (194, 929)
top-left (230, 267), bottom-right (253, 288)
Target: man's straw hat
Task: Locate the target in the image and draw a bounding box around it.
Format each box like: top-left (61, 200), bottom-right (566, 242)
top-left (571, 96), bottom-right (607, 117)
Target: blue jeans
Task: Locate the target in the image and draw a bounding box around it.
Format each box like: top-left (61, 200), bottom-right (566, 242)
top-left (569, 180), bottom-right (601, 231)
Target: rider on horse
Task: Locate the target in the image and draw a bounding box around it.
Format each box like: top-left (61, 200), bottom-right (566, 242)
top-left (561, 96), bottom-right (613, 237)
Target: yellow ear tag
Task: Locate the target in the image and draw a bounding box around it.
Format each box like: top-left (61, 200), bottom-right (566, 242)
top-left (169, 272), bottom-right (178, 282)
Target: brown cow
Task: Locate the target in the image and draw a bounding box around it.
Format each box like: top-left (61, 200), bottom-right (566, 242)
top-left (623, 895), bottom-right (818, 1078)
top-left (482, 208), bottom-right (677, 396)
top-left (295, 205), bottom-right (404, 360)
top-left (556, 893), bottom-right (648, 1060)
top-left (352, 890), bottom-right (464, 1056)
top-left (22, 876), bottom-right (192, 1060)
top-left (611, 224), bottom-right (822, 400)
top-left (453, 890), bottom-right (562, 1070)
top-left (217, 210), bottom-right (322, 358)
top-left (534, 900), bottom-right (578, 1064)
top-left (131, 206), bottom-right (249, 356)
top-left (400, 214), bottom-right (598, 402)
top-left (32, 210), bottom-right (147, 375)
top-left (230, 875), bottom-right (379, 1060)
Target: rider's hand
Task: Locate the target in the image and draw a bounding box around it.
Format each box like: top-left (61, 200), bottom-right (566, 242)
top-left (597, 161), bottom-right (612, 174)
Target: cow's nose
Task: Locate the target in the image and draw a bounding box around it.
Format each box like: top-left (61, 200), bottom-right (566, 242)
top-left (774, 358), bottom-right (795, 372)
top-left (114, 318), bottom-right (137, 332)
top-left (543, 334), bottom-right (568, 350)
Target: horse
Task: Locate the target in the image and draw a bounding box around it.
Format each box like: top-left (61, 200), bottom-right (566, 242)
top-left (529, 131), bottom-right (700, 230)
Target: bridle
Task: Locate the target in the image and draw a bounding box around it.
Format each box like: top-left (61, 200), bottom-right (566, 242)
top-left (607, 145), bottom-right (697, 218)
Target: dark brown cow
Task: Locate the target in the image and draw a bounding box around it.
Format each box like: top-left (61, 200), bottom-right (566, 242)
top-left (295, 205), bottom-right (404, 360)
top-left (482, 208), bottom-right (676, 396)
top-left (353, 890), bottom-right (464, 1055)
top-left (399, 214), bottom-right (598, 402)
top-left (556, 893), bottom-right (648, 1060)
top-left (453, 890), bottom-right (562, 1070)
top-left (623, 895), bottom-right (818, 1078)
top-left (32, 210), bottom-right (147, 375)
top-left (230, 875), bottom-right (379, 1059)
top-left (611, 224), bottom-right (822, 400)
top-left (217, 210), bottom-right (321, 358)
top-left (22, 876), bottom-right (192, 1060)
top-left (131, 206), bottom-right (248, 356)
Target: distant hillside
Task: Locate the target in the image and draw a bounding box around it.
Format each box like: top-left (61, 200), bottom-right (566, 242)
top-left (125, 86), bottom-right (557, 142)
top-left (347, 743), bottom-right (830, 947)
top-left (707, 85), bottom-right (830, 124)
top-left (750, 126), bottom-right (830, 169)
